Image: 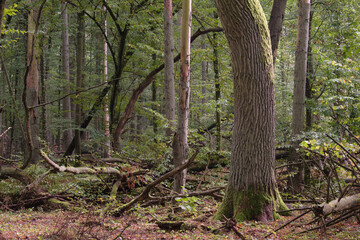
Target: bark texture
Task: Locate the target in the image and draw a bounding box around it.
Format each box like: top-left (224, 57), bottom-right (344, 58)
top-left (268, 0), bottom-right (287, 64)
top-left (163, 0), bottom-right (176, 137)
top-left (23, 0), bottom-right (40, 167)
top-left (215, 0), bottom-right (283, 221)
top-left (173, 0), bottom-right (191, 194)
top-left (289, 0), bottom-right (311, 194)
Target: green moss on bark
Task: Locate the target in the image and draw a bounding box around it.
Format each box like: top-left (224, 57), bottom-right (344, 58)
top-left (215, 185), bottom-right (289, 221)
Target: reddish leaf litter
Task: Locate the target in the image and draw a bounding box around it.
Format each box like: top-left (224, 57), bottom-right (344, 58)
top-left (0, 207), bottom-right (359, 239)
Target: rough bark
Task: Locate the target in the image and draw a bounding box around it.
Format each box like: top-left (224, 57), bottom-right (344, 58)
top-left (289, 0), bottom-right (311, 194)
top-left (163, 0), bottom-right (176, 137)
top-left (268, 0), bottom-right (287, 64)
top-left (173, 0), bottom-right (191, 194)
top-left (214, 0), bottom-right (286, 221)
top-left (61, 1), bottom-right (72, 149)
top-left (23, 0), bottom-right (41, 167)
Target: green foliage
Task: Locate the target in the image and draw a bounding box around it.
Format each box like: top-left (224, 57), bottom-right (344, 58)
top-left (175, 189), bottom-right (200, 214)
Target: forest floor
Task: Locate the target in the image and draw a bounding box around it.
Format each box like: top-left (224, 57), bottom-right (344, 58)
top-left (1, 198), bottom-right (359, 240)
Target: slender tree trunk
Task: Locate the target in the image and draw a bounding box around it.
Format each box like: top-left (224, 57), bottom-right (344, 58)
top-left (201, 36), bottom-right (208, 114)
top-left (0, 1), bottom-right (5, 41)
top-left (214, 0), bottom-right (287, 221)
top-left (61, 1), bottom-right (72, 150)
top-left (173, 0), bottom-right (191, 194)
top-left (23, 0), bottom-right (40, 167)
top-left (268, 0), bottom-right (287, 64)
top-left (305, 11), bottom-right (314, 130)
top-left (39, 40), bottom-right (48, 144)
top-left (74, 11), bottom-right (85, 155)
top-left (103, 6), bottom-right (111, 158)
top-left (152, 54), bottom-right (158, 134)
top-left (213, 19), bottom-right (221, 153)
top-left (289, 0), bottom-right (311, 194)
top-left (163, 0), bottom-right (176, 137)
top-left (0, 0), bottom-right (5, 148)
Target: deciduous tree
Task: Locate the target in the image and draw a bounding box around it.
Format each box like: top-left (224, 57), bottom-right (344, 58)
top-left (214, 0), bottom-right (287, 221)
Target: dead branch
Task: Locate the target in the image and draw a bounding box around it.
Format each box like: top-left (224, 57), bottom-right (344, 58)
top-left (264, 210), bottom-right (312, 239)
top-left (313, 193), bottom-right (360, 217)
top-left (112, 149), bottom-right (199, 215)
top-left (0, 127), bottom-right (11, 138)
top-left (0, 167), bottom-right (34, 185)
top-left (41, 150), bottom-right (147, 177)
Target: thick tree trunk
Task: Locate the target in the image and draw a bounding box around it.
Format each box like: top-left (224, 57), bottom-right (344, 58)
top-left (214, 0), bottom-right (287, 221)
top-left (173, 0), bottom-right (191, 194)
top-left (289, 0), bottom-right (311, 194)
top-left (61, 1), bottom-right (72, 150)
top-left (23, 0), bottom-right (40, 167)
top-left (163, 0), bottom-right (176, 137)
top-left (268, 0), bottom-right (287, 64)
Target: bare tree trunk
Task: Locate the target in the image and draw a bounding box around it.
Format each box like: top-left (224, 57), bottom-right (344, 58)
top-left (39, 39), bottom-right (48, 144)
top-left (305, 11), bottom-right (314, 130)
top-left (201, 36), bottom-right (208, 109)
top-left (163, 0), bottom-right (176, 137)
top-left (74, 11), bottom-right (85, 155)
top-left (0, 1), bottom-right (5, 41)
top-left (173, 0), bottom-right (192, 194)
top-left (103, 6), bottom-right (111, 158)
top-left (23, 0), bottom-right (41, 167)
top-left (152, 55), bottom-right (158, 134)
top-left (0, 0), bottom-right (4, 148)
top-left (214, 0), bottom-right (287, 221)
top-left (289, 0), bottom-right (311, 194)
top-left (268, 0), bottom-right (287, 64)
top-left (213, 17), bottom-right (221, 153)
top-left (61, 1), bottom-right (72, 150)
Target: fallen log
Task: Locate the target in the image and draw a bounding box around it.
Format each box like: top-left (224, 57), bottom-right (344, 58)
top-left (40, 150), bottom-right (148, 177)
top-left (313, 193), bottom-right (360, 217)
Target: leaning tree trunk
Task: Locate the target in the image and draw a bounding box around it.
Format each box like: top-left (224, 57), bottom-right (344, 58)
top-left (289, 0), bottom-right (311, 194)
top-left (214, 0), bottom-right (288, 221)
top-left (173, 0), bottom-right (191, 194)
top-left (163, 0), bottom-right (176, 137)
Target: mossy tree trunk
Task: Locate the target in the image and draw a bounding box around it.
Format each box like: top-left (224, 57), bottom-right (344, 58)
top-left (214, 0), bottom-right (287, 221)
